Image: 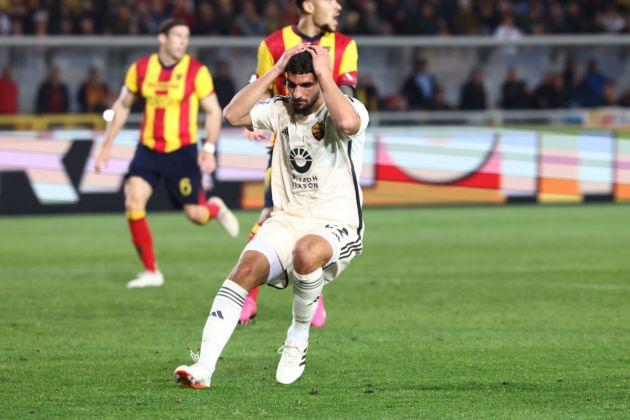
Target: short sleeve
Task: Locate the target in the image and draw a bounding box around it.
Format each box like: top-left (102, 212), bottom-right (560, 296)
top-left (250, 99), bottom-right (276, 132)
top-left (341, 96), bottom-right (369, 140)
top-left (195, 66), bottom-right (214, 99)
top-left (336, 40), bottom-right (358, 88)
top-left (124, 63), bottom-right (138, 93)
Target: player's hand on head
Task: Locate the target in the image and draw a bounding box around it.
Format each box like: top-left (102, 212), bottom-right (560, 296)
top-left (275, 43), bottom-right (309, 71)
top-left (198, 150), bottom-right (217, 174)
top-left (306, 45), bottom-right (332, 78)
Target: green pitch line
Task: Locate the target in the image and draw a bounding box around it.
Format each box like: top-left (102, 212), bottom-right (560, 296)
top-left (1, 204), bottom-right (628, 418)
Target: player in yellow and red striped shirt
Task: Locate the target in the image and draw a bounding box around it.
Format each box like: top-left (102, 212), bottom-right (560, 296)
top-left (95, 19), bottom-right (239, 288)
top-left (240, 0), bottom-right (359, 326)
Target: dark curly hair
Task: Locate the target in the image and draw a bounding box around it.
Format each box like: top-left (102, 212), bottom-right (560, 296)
top-left (286, 51), bottom-right (313, 74)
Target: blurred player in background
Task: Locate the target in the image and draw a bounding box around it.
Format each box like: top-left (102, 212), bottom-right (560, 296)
top-left (175, 44), bottom-right (369, 388)
top-left (240, 0), bottom-right (358, 326)
top-left (94, 18), bottom-right (239, 288)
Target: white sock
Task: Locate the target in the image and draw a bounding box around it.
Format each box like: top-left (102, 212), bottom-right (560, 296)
top-left (199, 279), bottom-right (248, 373)
top-left (288, 268), bottom-right (324, 343)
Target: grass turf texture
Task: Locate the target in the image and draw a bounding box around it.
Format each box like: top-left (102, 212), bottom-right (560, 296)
top-left (1, 204), bottom-right (629, 418)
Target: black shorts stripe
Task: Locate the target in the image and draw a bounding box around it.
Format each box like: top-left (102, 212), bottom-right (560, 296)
top-left (340, 245), bottom-right (363, 259)
top-left (347, 141), bottom-right (363, 239)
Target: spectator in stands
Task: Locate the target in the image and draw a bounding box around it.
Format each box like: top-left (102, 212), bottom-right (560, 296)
top-left (531, 71), bottom-right (563, 109)
top-left (562, 2), bottom-right (584, 33)
top-left (376, 0), bottom-right (406, 35)
top-left (78, 15), bottom-right (96, 35)
top-left (0, 64), bottom-right (18, 114)
top-left (355, 0), bottom-right (383, 35)
top-left (478, 2), bottom-right (499, 35)
top-left (459, 67), bottom-right (487, 110)
top-left (170, 0), bottom-right (196, 29)
top-left (212, 60), bottom-right (236, 109)
top-left (194, 1), bottom-right (218, 35)
top-left (579, 59), bottom-right (607, 108)
top-left (545, 2), bottom-right (565, 34)
top-left (429, 87), bottom-right (453, 111)
top-left (599, 5), bottom-right (626, 33)
top-left (356, 73), bottom-right (380, 112)
top-left (36, 64), bottom-right (70, 114)
top-left (500, 66), bottom-right (529, 109)
top-left (213, 0), bottom-right (237, 35)
top-left (415, 3), bottom-right (438, 35)
top-left (146, 0), bottom-right (171, 33)
top-left (400, 57), bottom-right (438, 110)
top-left (494, 12), bottom-right (522, 39)
top-left (452, 0), bottom-right (480, 35)
top-left (601, 81), bottom-right (618, 106)
top-left (77, 67), bottom-right (111, 114)
top-left (235, 1), bottom-right (266, 35)
top-left (107, 2), bottom-right (133, 34)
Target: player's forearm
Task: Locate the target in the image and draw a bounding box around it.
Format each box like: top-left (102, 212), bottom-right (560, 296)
top-left (204, 110), bottom-right (221, 147)
top-left (319, 74), bottom-right (361, 135)
top-left (102, 101), bottom-right (131, 146)
top-left (224, 67), bottom-right (282, 126)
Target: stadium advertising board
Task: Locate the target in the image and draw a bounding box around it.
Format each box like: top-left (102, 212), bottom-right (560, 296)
top-left (0, 127), bottom-right (628, 214)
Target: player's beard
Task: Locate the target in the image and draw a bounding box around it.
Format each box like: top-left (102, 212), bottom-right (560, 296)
top-left (292, 92), bottom-right (320, 114)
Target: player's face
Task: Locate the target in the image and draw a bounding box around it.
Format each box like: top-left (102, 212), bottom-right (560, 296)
top-left (311, 0), bottom-right (342, 32)
top-left (160, 25), bottom-right (190, 61)
top-left (287, 72), bottom-right (322, 114)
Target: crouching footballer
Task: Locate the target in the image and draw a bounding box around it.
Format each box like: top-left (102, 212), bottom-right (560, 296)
top-left (174, 43), bottom-right (368, 387)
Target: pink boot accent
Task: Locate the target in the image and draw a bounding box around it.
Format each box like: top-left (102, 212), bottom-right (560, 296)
top-left (310, 293), bottom-right (327, 328)
top-left (239, 295), bottom-right (257, 324)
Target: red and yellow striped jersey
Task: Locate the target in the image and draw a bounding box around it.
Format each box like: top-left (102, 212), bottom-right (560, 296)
top-left (256, 25), bottom-right (358, 96)
top-left (125, 53), bottom-right (214, 153)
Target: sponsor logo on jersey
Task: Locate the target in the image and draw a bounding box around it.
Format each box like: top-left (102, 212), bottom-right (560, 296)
top-left (311, 121), bottom-right (325, 141)
top-left (289, 147), bottom-right (312, 173)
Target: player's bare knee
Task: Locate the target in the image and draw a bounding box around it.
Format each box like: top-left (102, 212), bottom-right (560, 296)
top-left (125, 195), bottom-right (145, 213)
top-left (229, 254), bottom-right (269, 290)
top-left (292, 244), bottom-right (320, 275)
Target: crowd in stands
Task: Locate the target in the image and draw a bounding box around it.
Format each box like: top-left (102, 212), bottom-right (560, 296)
top-left (1, 55), bottom-right (627, 116)
top-left (361, 57), bottom-right (630, 112)
top-left (2, 0), bottom-right (630, 36)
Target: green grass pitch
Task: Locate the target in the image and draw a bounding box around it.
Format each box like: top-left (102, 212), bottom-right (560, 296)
top-left (1, 204), bottom-right (629, 418)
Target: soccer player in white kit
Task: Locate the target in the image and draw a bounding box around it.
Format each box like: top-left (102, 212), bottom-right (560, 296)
top-left (174, 43), bottom-right (369, 388)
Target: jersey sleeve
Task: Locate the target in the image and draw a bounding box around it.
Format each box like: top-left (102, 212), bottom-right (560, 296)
top-left (339, 96), bottom-right (369, 141)
top-left (336, 39), bottom-right (358, 88)
top-left (195, 65), bottom-right (215, 99)
top-left (250, 98), bottom-right (276, 131)
top-left (124, 63), bottom-right (138, 93)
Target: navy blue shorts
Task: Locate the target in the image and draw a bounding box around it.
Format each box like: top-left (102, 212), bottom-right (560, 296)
top-left (126, 144), bottom-right (203, 208)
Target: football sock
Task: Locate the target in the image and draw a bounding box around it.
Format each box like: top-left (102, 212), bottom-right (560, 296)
top-left (199, 201), bottom-right (221, 225)
top-left (288, 268), bottom-right (324, 342)
top-left (127, 211), bottom-right (157, 272)
top-left (248, 221), bottom-right (263, 242)
top-left (199, 279), bottom-right (248, 372)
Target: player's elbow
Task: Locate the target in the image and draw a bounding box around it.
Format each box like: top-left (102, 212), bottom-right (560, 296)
top-left (337, 114), bottom-right (361, 136)
top-left (222, 104), bottom-right (240, 126)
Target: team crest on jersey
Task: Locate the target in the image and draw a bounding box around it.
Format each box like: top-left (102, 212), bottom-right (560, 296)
top-left (311, 121), bottom-right (325, 141)
top-left (176, 73), bottom-right (183, 81)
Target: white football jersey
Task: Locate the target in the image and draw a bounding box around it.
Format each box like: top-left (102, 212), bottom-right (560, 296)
top-left (250, 95), bottom-right (369, 229)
